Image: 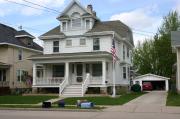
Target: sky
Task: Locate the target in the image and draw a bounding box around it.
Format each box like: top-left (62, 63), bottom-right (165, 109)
top-left (0, 0), bottom-right (179, 46)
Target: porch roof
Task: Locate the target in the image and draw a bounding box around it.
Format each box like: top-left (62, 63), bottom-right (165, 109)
top-left (0, 62), bottom-right (10, 68)
top-left (28, 51), bottom-right (113, 60)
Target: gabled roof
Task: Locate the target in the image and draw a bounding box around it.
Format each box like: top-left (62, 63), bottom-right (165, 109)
top-left (39, 20), bottom-right (134, 46)
top-left (0, 23), bottom-right (43, 52)
top-left (87, 20), bottom-right (134, 45)
top-left (15, 30), bottom-right (35, 39)
top-left (134, 73), bottom-right (170, 80)
top-left (57, 0), bottom-right (97, 19)
top-left (40, 26), bottom-right (65, 37)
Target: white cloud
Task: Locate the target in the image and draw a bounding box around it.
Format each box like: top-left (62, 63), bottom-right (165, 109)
top-left (173, 0), bottom-right (180, 13)
top-left (0, 0), bottom-right (65, 16)
top-left (110, 5), bottom-right (162, 46)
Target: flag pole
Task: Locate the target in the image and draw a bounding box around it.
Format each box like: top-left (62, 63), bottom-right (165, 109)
top-left (112, 61), bottom-right (116, 97)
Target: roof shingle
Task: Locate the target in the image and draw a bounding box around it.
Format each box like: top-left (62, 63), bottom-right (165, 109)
top-left (0, 23), bottom-right (43, 51)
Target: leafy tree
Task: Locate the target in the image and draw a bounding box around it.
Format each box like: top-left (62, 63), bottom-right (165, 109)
top-left (133, 11), bottom-right (180, 77)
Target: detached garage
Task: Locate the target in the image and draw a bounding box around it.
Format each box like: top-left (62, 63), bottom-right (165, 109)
top-left (133, 74), bottom-right (169, 91)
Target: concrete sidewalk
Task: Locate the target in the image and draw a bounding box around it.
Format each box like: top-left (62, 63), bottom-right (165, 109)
top-left (104, 91), bottom-right (180, 114)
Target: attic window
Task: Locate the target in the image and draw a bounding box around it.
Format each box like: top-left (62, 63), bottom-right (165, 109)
top-left (85, 20), bottom-right (90, 29)
top-left (62, 22), bottom-right (67, 31)
top-left (71, 12), bottom-right (81, 29)
top-left (27, 40), bottom-right (32, 46)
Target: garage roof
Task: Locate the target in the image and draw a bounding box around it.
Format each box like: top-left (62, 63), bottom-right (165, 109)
top-left (134, 74), bottom-right (170, 81)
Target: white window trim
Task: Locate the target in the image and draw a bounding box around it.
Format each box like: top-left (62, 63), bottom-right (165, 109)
top-left (85, 19), bottom-right (91, 29)
top-left (53, 41), bottom-right (59, 53)
top-left (17, 69), bottom-right (28, 83)
top-left (123, 45), bottom-right (126, 60)
top-left (123, 66), bottom-right (127, 79)
top-left (18, 49), bottom-right (23, 61)
top-left (93, 38), bottom-right (100, 51)
top-left (62, 21), bottom-right (68, 31)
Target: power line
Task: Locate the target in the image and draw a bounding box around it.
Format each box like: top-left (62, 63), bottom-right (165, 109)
top-left (2, 0), bottom-right (158, 37)
top-left (3, 0), bottom-right (57, 14)
top-left (21, 0), bottom-right (59, 13)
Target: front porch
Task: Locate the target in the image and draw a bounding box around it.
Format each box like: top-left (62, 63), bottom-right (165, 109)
top-left (33, 61), bottom-right (112, 87)
top-left (0, 62), bottom-right (10, 88)
top-left (30, 52), bottom-right (113, 96)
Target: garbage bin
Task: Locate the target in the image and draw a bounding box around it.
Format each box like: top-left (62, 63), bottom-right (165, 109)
top-left (58, 100), bottom-right (65, 108)
top-left (42, 101), bottom-right (51, 108)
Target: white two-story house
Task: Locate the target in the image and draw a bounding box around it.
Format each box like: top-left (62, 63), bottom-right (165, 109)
top-left (29, 0), bottom-right (134, 97)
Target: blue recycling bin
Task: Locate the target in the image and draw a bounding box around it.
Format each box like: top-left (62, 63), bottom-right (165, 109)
top-left (58, 100), bottom-right (65, 108)
top-left (80, 102), bottom-right (94, 108)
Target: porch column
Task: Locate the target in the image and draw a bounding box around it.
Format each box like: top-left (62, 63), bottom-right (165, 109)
top-left (32, 63), bottom-right (36, 86)
top-left (166, 80), bottom-right (169, 91)
top-left (65, 62), bottom-right (69, 83)
top-left (102, 61), bottom-right (106, 85)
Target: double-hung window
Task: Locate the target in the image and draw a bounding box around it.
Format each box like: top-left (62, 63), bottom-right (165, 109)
top-left (66, 40), bottom-right (72, 46)
top-left (93, 38), bottom-right (100, 50)
top-left (52, 65), bottom-right (65, 77)
top-left (123, 45), bottom-right (125, 60)
top-left (62, 22), bottom-right (67, 31)
top-left (127, 47), bottom-right (129, 58)
top-left (85, 20), bottom-right (90, 29)
top-left (123, 67), bottom-right (126, 79)
top-left (92, 63), bottom-right (102, 76)
top-left (53, 41), bottom-right (59, 53)
top-left (18, 49), bottom-right (23, 60)
top-left (80, 39), bottom-right (86, 46)
top-left (17, 70), bottom-right (28, 82)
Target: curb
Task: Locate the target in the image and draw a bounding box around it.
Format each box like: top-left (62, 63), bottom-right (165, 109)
top-left (0, 108), bottom-right (102, 112)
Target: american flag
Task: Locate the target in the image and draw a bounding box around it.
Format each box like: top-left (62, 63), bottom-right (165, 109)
top-left (111, 39), bottom-right (116, 62)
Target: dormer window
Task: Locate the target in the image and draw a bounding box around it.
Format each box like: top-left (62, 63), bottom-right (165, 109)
top-left (71, 12), bottom-right (81, 29)
top-left (27, 40), bottom-right (33, 46)
top-left (62, 22), bottom-right (67, 31)
top-left (85, 20), bottom-right (90, 29)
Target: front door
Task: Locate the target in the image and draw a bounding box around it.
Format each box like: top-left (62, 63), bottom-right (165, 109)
top-left (76, 64), bottom-right (83, 83)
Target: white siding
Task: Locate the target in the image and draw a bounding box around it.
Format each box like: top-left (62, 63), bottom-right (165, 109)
top-left (43, 36), bottom-right (112, 54)
top-left (44, 40), bottom-right (53, 54)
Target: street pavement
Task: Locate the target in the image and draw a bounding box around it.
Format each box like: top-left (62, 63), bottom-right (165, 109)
top-left (0, 109), bottom-right (180, 119)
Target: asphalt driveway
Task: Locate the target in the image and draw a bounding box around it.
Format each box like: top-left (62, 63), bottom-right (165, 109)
top-left (104, 91), bottom-right (168, 113)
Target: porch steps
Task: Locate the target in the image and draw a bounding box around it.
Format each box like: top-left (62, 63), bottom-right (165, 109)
top-left (62, 85), bottom-right (83, 97)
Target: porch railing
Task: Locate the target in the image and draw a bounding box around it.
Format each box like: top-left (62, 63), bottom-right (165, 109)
top-left (59, 76), bottom-right (68, 97)
top-left (35, 77), bottom-right (64, 86)
top-left (82, 73), bottom-right (90, 97)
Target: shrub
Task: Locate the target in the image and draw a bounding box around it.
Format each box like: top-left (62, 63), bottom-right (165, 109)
top-left (131, 84), bottom-right (141, 92)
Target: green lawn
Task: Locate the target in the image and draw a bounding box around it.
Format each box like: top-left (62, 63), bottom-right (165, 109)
top-left (166, 92), bottom-right (180, 106)
top-left (0, 95), bottom-right (58, 104)
top-left (59, 92), bottom-right (145, 105)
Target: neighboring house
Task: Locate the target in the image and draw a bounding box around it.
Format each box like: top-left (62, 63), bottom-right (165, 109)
top-left (0, 24), bottom-right (43, 93)
top-left (29, 0), bottom-right (134, 97)
top-left (132, 74), bottom-right (169, 91)
top-left (171, 30), bottom-right (180, 93)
